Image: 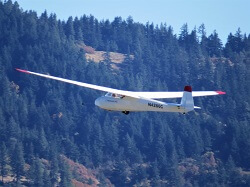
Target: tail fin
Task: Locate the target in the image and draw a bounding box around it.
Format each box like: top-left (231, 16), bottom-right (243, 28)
top-left (180, 86), bottom-right (194, 113)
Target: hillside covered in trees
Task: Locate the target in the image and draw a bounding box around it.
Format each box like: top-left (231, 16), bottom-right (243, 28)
top-left (0, 1), bottom-right (250, 186)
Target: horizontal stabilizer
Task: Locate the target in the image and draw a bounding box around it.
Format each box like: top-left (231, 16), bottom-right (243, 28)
top-left (194, 106), bottom-right (201, 109)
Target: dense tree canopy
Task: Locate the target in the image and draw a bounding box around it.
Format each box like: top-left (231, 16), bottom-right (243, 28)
top-left (0, 1), bottom-right (250, 186)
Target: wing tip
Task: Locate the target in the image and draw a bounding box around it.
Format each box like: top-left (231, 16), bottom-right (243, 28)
top-left (216, 91), bottom-right (226, 95)
top-left (15, 68), bottom-right (30, 74)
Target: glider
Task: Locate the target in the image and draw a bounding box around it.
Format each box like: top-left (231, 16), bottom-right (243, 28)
top-left (16, 68), bottom-right (225, 115)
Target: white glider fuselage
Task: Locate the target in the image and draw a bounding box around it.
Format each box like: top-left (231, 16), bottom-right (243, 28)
top-left (95, 94), bottom-right (185, 113)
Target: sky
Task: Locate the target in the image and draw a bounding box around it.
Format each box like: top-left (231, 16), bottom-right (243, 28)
top-left (17, 0), bottom-right (250, 45)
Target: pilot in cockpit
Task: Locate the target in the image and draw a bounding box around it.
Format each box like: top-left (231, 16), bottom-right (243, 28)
top-left (105, 93), bottom-right (124, 98)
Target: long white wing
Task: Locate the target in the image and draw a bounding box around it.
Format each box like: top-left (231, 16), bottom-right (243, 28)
top-left (134, 91), bottom-right (226, 99)
top-left (16, 68), bottom-right (225, 99)
top-left (16, 68), bottom-right (140, 98)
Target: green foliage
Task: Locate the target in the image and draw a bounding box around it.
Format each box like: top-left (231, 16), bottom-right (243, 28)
top-left (0, 1), bottom-right (250, 186)
top-left (0, 142), bottom-right (8, 183)
top-left (59, 158), bottom-right (73, 187)
top-left (29, 158), bottom-right (44, 187)
top-left (11, 142), bottom-right (25, 183)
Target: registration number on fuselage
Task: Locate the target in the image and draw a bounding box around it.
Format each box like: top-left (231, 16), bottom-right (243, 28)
top-left (148, 102), bottom-right (163, 109)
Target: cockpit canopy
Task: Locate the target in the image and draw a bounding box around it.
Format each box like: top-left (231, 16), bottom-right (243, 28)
top-left (105, 92), bottom-right (124, 98)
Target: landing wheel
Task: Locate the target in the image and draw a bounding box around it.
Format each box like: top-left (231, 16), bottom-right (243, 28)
top-left (122, 111), bottom-right (130, 115)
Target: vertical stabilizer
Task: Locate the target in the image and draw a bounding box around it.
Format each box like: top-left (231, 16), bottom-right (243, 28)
top-left (181, 86), bottom-right (194, 113)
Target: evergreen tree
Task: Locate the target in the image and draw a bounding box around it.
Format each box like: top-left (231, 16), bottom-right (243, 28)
top-left (179, 23), bottom-right (189, 45)
top-left (203, 129), bottom-right (212, 151)
top-left (59, 159), bottom-right (72, 187)
top-left (134, 164), bottom-right (148, 182)
top-left (230, 137), bottom-right (240, 165)
top-left (11, 142), bottom-right (25, 183)
top-left (150, 160), bottom-right (160, 180)
top-left (124, 133), bottom-right (142, 163)
top-left (43, 168), bottom-right (52, 187)
top-left (176, 136), bottom-right (185, 159)
top-left (29, 158), bottom-right (44, 187)
top-left (49, 142), bottom-right (59, 186)
top-left (111, 161), bottom-right (130, 186)
top-left (37, 127), bottom-right (49, 157)
top-left (65, 16), bottom-right (75, 40)
top-left (207, 30), bottom-right (222, 56)
top-left (0, 142), bottom-right (8, 183)
top-left (225, 155), bottom-right (236, 182)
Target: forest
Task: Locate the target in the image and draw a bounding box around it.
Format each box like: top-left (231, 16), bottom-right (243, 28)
top-left (0, 0), bottom-right (250, 186)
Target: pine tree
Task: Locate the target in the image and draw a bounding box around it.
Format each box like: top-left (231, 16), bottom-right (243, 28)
top-left (43, 168), bottom-right (52, 187)
top-left (91, 141), bottom-right (103, 166)
top-left (134, 164), bottom-right (148, 182)
top-left (150, 160), bottom-right (160, 180)
top-left (124, 133), bottom-right (141, 163)
top-left (7, 117), bottom-right (20, 139)
top-left (111, 161), bottom-right (130, 186)
top-left (29, 158), bottom-right (44, 187)
top-left (230, 137), bottom-right (240, 165)
top-left (176, 136), bottom-right (185, 159)
top-left (49, 142), bottom-right (59, 186)
top-left (179, 23), bottom-right (189, 49)
top-left (153, 135), bottom-right (167, 174)
top-left (0, 142), bottom-right (8, 183)
top-left (11, 142), bottom-right (25, 183)
top-left (225, 155), bottom-right (236, 182)
top-left (102, 115), bottom-right (119, 155)
top-left (203, 129), bottom-right (212, 151)
top-left (37, 127), bottom-right (49, 157)
top-left (65, 16), bottom-right (75, 40)
top-left (166, 149), bottom-right (182, 187)
top-left (59, 159), bottom-right (72, 187)
top-left (207, 30), bottom-right (222, 56)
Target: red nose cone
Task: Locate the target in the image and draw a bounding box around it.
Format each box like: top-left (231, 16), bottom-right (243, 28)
top-left (184, 86), bottom-right (192, 92)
